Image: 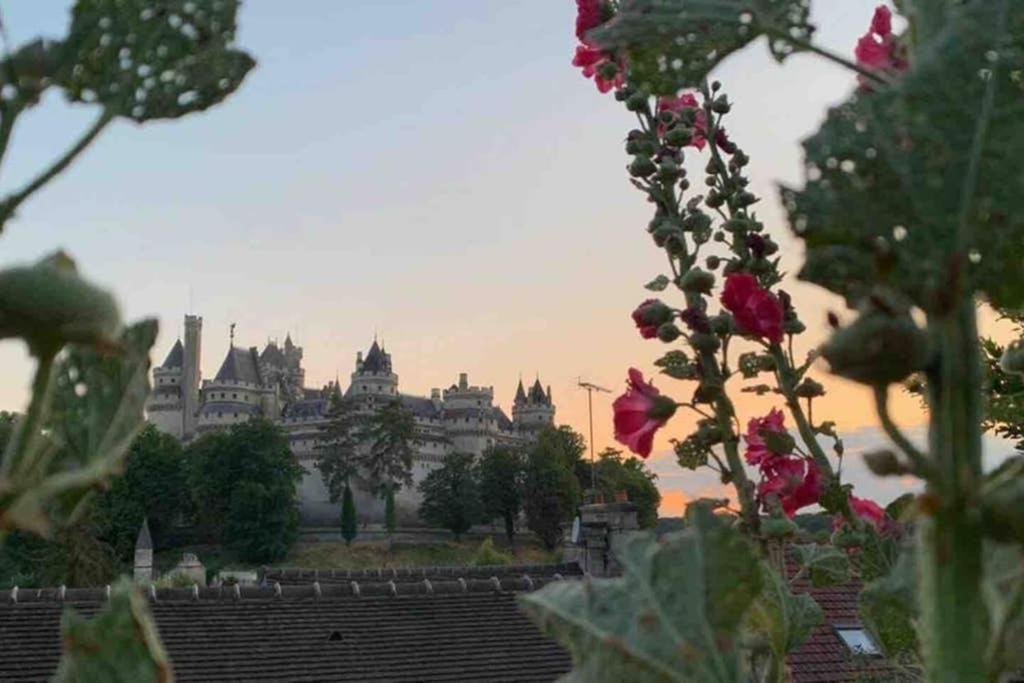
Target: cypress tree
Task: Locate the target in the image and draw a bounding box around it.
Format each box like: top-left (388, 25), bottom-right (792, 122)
top-left (340, 481), bottom-right (357, 546)
top-left (384, 487), bottom-right (396, 535)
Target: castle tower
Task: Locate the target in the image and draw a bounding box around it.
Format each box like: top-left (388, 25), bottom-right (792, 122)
top-left (134, 518), bottom-right (153, 582)
top-left (348, 340), bottom-right (398, 400)
top-left (442, 372), bottom-right (496, 454)
top-left (197, 344), bottom-right (267, 432)
top-left (513, 378), bottom-right (556, 433)
top-left (182, 315), bottom-right (202, 439)
top-left (147, 339), bottom-right (185, 438)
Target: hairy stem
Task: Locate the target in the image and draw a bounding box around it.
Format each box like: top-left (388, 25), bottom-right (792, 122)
top-left (872, 385), bottom-right (932, 477)
top-left (780, 33), bottom-right (888, 86)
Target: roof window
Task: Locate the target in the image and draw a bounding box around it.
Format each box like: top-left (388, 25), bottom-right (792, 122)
top-left (835, 627), bottom-right (881, 656)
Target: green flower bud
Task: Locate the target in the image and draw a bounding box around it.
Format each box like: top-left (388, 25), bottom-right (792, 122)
top-left (822, 307), bottom-right (931, 386)
top-left (625, 91), bottom-right (648, 112)
top-left (705, 255), bottom-right (721, 270)
top-left (1000, 340), bottom-right (1024, 376)
top-left (0, 251), bottom-right (122, 355)
top-left (657, 322), bottom-right (682, 342)
top-left (863, 449), bottom-right (906, 477)
top-left (783, 318), bottom-right (806, 335)
top-left (625, 139), bottom-right (642, 155)
top-left (794, 377), bottom-right (824, 398)
top-left (658, 158), bottom-right (681, 180)
top-left (596, 61), bottom-right (619, 81)
top-left (690, 332), bottom-right (720, 353)
top-left (680, 268), bottom-right (715, 294)
top-left (629, 155), bottom-right (657, 177)
top-left (711, 95), bottom-right (731, 114)
top-left (710, 313), bottom-right (734, 336)
top-left (664, 126), bottom-right (694, 147)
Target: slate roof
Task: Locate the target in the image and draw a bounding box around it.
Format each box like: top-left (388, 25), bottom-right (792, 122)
top-left (0, 577), bottom-right (572, 682)
top-left (198, 401), bottom-right (260, 417)
top-left (262, 562), bottom-right (583, 586)
top-left (213, 347), bottom-right (262, 384)
top-left (514, 379), bottom-right (527, 404)
top-left (282, 399), bottom-right (327, 420)
top-left (258, 342), bottom-right (285, 366)
top-left (361, 341), bottom-right (390, 373)
top-left (492, 407), bottom-right (515, 431)
top-left (160, 340), bottom-right (184, 369)
top-left (527, 379), bottom-right (550, 405)
top-left (399, 394), bottom-right (442, 419)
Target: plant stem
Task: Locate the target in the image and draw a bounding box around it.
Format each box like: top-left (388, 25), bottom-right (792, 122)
top-left (872, 385), bottom-right (932, 477)
top-left (767, 346), bottom-right (830, 473)
top-left (0, 109), bottom-right (113, 229)
top-left (0, 105), bottom-right (18, 175)
top-left (919, 299), bottom-right (988, 681)
top-left (780, 33), bottom-right (889, 86)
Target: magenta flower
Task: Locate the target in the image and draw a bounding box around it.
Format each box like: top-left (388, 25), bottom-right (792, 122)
top-left (744, 408), bottom-right (789, 466)
top-left (613, 368), bottom-right (676, 458)
top-left (575, 0), bottom-right (605, 42)
top-left (849, 495), bottom-right (887, 530)
top-left (721, 273), bottom-right (785, 343)
top-left (854, 5), bottom-right (908, 86)
top-left (631, 299), bottom-right (671, 340)
top-left (572, 45), bottom-right (624, 94)
top-left (758, 457), bottom-right (822, 517)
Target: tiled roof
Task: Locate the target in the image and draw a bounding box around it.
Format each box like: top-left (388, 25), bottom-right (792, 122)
top-left (0, 577), bottom-right (571, 682)
top-left (160, 339), bottom-right (184, 369)
top-left (213, 347), bottom-right (262, 384)
top-left (262, 562), bottom-right (583, 586)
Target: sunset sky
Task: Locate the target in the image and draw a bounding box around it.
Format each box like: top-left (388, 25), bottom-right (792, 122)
top-left (0, 2), bottom-right (1015, 516)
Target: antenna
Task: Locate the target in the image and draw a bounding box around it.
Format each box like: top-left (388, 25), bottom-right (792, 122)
top-left (577, 378), bottom-right (611, 493)
top-left (229, 322), bottom-right (236, 348)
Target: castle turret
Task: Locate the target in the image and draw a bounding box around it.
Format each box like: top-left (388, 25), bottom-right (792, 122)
top-left (513, 377), bottom-right (556, 433)
top-left (147, 339), bottom-right (185, 438)
top-left (134, 518), bottom-right (153, 582)
top-left (197, 344), bottom-right (267, 432)
top-left (348, 340), bottom-right (398, 400)
top-left (182, 315), bottom-right (202, 439)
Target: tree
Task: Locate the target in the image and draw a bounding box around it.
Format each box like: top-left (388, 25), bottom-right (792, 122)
top-left (92, 425), bottom-right (190, 559)
top-left (592, 447), bottom-right (661, 529)
top-left (314, 389), bottom-right (365, 503)
top-left (418, 453), bottom-right (483, 540)
top-left (476, 445), bottom-right (525, 542)
top-left (187, 418), bottom-right (302, 562)
top-left (361, 398), bottom-right (415, 531)
top-left (523, 437), bottom-right (579, 550)
top-left (340, 482), bottom-right (357, 546)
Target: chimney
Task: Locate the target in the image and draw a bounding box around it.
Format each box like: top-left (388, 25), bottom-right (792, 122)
top-left (573, 500), bottom-right (639, 577)
top-left (134, 518), bottom-right (154, 582)
top-left (459, 373), bottom-right (468, 390)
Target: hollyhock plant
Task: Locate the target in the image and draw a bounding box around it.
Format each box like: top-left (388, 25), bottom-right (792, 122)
top-left (854, 5), bottom-right (908, 84)
top-left (849, 495), bottom-right (887, 530)
top-left (631, 299), bottom-right (672, 339)
top-left (656, 92), bottom-right (733, 150)
top-left (613, 368), bottom-right (676, 458)
top-left (721, 273), bottom-right (785, 343)
top-left (571, 0), bottom-right (622, 93)
top-left (758, 457), bottom-right (822, 517)
top-left (744, 408), bottom-right (789, 466)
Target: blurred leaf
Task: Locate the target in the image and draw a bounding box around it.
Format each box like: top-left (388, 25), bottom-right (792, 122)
top-left (0, 320), bottom-right (157, 535)
top-left (57, 0), bottom-right (255, 122)
top-left (792, 543), bottom-right (850, 587)
top-left (591, 0), bottom-right (813, 95)
top-left (984, 542), bottom-right (1024, 674)
top-left (53, 578), bottom-right (172, 682)
top-left (520, 503), bottom-right (762, 682)
top-left (859, 544), bottom-right (919, 659)
top-left (745, 562), bottom-right (822, 664)
top-left (783, 1), bottom-right (1024, 309)
top-left (645, 274), bottom-right (670, 291)
top-left (979, 456), bottom-right (1024, 544)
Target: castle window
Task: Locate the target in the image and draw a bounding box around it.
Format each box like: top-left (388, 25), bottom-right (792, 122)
top-left (232, 393), bottom-right (237, 399)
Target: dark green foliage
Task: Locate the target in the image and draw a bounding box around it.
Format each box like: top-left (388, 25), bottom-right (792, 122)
top-left (92, 425), bottom-right (189, 559)
top-left (523, 430), bottom-right (581, 550)
top-left (187, 418), bottom-right (302, 563)
top-left (592, 447), bottom-right (661, 529)
top-left (361, 399), bottom-right (415, 497)
top-left (591, 0), bottom-right (813, 95)
top-left (981, 315), bottom-right (1024, 451)
top-left (418, 453), bottom-right (483, 540)
top-left (476, 445), bottom-right (525, 542)
top-left (384, 486), bottom-right (396, 535)
top-left (53, 578), bottom-right (171, 682)
top-left (315, 394), bottom-right (365, 503)
top-left (340, 482), bottom-right (357, 546)
top-left (521, 503), bottom-right (765, 681)
top-left (859, 546), bottom-right (920, 661)
top-left (0, 519), bottom-right (118, 589)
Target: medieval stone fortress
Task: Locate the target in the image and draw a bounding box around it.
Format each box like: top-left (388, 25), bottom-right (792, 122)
top-left (145, 315), bottom-right (556, 524)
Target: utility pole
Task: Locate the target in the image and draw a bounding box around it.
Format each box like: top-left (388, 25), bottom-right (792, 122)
top-left (577, 379), bottom-right (611, 493)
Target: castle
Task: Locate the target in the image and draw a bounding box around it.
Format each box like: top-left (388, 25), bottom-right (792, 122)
top-left (146, 315), bottom-right (556, 524)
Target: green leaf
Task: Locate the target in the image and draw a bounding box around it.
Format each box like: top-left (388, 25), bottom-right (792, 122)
top-left (591, 0), bottom-right (813, 95)
top-left (520, 503), bottom-right (762, 682)
top-left (783, 1), bottom-right (1024, 309)
top-left (644, 274), bottom-right (671, 291)
top-left (859, 544), bottom-right (919, 659)
top-left (983, 542), bottom-right (1024, 674)
top-left (655, 350), bottom-right (698, 380)
top-left (1, 320), bottom-right (157, 535)
top-left (792, 543), bottom-right (850, 587)
top-left (745, 562), bottom-right (822, 664)
top-left (53, 578), bottom-right (172, 682)
top-left (57, 0), bottom-right (256, 122)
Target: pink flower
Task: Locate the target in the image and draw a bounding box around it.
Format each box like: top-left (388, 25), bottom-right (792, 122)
top-left (744, 408), bottom-right (789, 466)
top-left (631, 299), bottom-right (671, 340)
top-left (758, 457), bottom-right (822, 517)
top-left (575, 0), bottom-right (605, 42)
top-left (655, 93), bottom-right (733, 151)
top-left (720, 273), bottom-right (785, 343)
top-left (854, 5), bottom-right (908, 86)
top-left (613, 368), bottom-right (676, 458)
top-left (572, 45), bottom-right (624, 94)
top-left (849, 496), bottom-right (887, 530)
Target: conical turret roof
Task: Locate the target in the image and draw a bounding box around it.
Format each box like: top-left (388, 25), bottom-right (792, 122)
top-left (160, 340), bottom-right (184, 369)
top-left (514, 379), bottom-right (527, 404)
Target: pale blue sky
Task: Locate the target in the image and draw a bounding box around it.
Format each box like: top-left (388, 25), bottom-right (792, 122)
top-left (0, 2), bottom-right (1013, 512)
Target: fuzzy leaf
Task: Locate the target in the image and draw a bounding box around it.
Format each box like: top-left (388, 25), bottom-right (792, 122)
top-left (783, 1), bottom-right (1024, 309)
top-left (56, 0), bottom-right (255, 122)
top-left (520, 503), bottom-right (762, 681)
top-left (792, 543), bottom-right (850, 587)
top-left (53, 578), bottom-right (172, 682)
top-left (590, 0), bottom-right (813, 95)
top-left (745, 562), bottom-right (822, 662)
top-left (859, 544), bottom-right (919, 659)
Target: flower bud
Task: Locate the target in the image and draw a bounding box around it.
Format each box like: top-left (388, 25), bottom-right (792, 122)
top-left (783, 318), bottom-right (806, 335)
top-left (629, 155), bottom-right (657, 177)
top-left (711, 95), bottom-right (731, 114)
top-left (657, 322), bottom-right (682, 342)
top-left (625, 139), bottom-right (642, 155)
top-left (614, 86), bottom-right (636, 102)
top-left (634, 299), bottom-right (673, 327)
top-left (863, 449), bottom-right (906, 476)
top-left (690, 332), bottom-right (720, 353)
top-left (680, 268), bottom-right (715, 294)
top-left (625, 91), bottom-right (648, 112)
top-left (1000, 340), bottom-right (1024, 376)
top-left (664, 126), bottom-right (694, 147)
top-left (821, 306), bottom-right (930, 386)
top-left (794, 378), bottom-right (824, 398)
top-left (710, 313), bottom-right (733, 336)
top-left (658, 158), bottom-right (681, 180)
top-left (597, 61), bottom-right (619, 81)
top-left (705, 255), bottom-right (721, 270)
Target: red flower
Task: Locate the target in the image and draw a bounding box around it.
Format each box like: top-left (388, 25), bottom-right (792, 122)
top-left (854, 5), bottom-right (908, 86)
top-left (613, 368), bottom-right (676, 458)
top-left (721, 273), bottom-right (785, 343)
top-left (572, 45), bottom-right (624, 93)
top-left (575, 0), bottom-right (605, 42)
top-left (631, 299), bottom-right (671, 340)
top-left (758, 457), bottom-right (822, 517)
top-left (744, 408), bottom-right (789, 466)
top-left (849, 495), bottom-right (887, 530)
